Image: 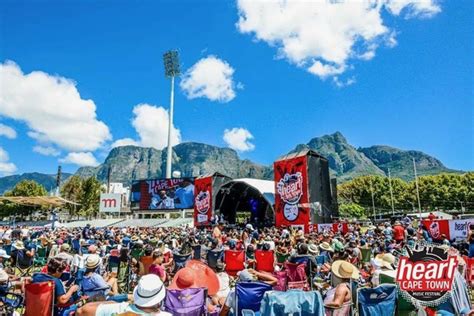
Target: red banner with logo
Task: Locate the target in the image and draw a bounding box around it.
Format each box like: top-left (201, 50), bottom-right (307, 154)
top-left (422, 219), bottom-right (450, 240)
top-left (194, 176), bottom-right (213, 227)
top-left (274, 155), bottom-right (310, 232)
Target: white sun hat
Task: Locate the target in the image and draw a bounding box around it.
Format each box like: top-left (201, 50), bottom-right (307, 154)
top-left (133, 274), bottom-right (166, 308)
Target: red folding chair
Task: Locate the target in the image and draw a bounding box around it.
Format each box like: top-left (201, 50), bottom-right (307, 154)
top-left (255, 250), bottom-right (274, 273)
top-left (25, 281), bottom-right (54, 316)
top-left (284, 262), bottom-right (309, 291)
top-left (224, 250), bottom-right (245, 277)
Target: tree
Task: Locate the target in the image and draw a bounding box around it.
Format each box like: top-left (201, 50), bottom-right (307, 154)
top-left (0, 180), bottom-right (47, 218)
top-left (61, 175), bottom-right (83, 217)
top-left (339, 203), bottom-right (366, 219)
top-left (79, 177), bottom-right (103, 218)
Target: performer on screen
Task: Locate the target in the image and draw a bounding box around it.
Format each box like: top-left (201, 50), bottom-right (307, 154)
top-left (174, 178), bottom-right (194, 209)
top-left (150, 190), bottom-right (175, 209)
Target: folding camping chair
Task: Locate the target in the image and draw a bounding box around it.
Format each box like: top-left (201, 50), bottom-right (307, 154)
top-left (260, 289), bottom-right (325, 315)
top-left (379, 272), bottom-right (416, 315)
top-left (360, 248), bottom-right (372, 266)
top-left (235, 281), bottom-right (273, 316)
top-left (316, 255), bottom-right (328, 265)
top-left (172, 253), bottom-right (192, 274)
top-left (255, 250), bottom-right (274, 273)
top-left (275, 252), bottom-right (290, 266)
top-left (34, 246), bottom-right (49, 268)
top-left (164, 287), bottom-right (207, 316)
top-left (284, 262), bottom-right (309, 291)
top-left (224, 250), bottom-right (245, 277)
top-left (24, 281), bottom-right (55, 316)
top-left (130, 248), bottom-right (144, 262)
top-left (206, 250), bottom-right (223, 270)
top-left (192, 245), bottom-right (201, 260)
top-left (0, 282), bottom-right (23, 315)
top-left (357, 284), bottom-right (397, 316)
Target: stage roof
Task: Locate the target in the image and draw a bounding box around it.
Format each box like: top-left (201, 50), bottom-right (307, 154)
top-left (0, 196), bottom-right (80, 207)
top-left (233, 178), bottom-right (275, 205)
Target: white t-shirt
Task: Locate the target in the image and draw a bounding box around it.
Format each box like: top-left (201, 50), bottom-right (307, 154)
top-left (96, 302), bottom-right (172, 316)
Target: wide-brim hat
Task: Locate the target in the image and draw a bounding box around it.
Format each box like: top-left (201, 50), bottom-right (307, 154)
top-left (332, 260), bottom-right (359, 279)
top-left (319, 242), bottom-right (334, 252)
top-left (85, 254), bottom-right (101, 269)
top-left (295, 230), bottom-right (305, 240)
top-left (13, 240), bottom-right (24, 250)
top-left (308, 244), bottom-right (319, 255)
top-left (133, 274), bottom-right (166, 308)
top-left (374, 253), bottom-right (395, 270)
top-left (169, 260), bottom-right (219, 296)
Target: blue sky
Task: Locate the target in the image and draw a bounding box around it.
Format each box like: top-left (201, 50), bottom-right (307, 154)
top-left (0, 0), bottom-right (472, 176)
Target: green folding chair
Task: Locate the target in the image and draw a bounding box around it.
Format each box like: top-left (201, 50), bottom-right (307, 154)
top-left (379, 272), bottom-right (416, 315)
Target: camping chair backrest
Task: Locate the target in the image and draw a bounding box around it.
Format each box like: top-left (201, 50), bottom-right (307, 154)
top-left (224, 250), bottom-right (245, 277)
top-left (275, 251), bottom-right (290, 265)
top-left (357, 284), bottom-right (397, 316)
top-left (255, 250), bottom-right (274, 273)
top-left (379, 272), bottom-right (416, 313)
top-left (192, 245), bottom-right (201, 260)
top-left (139, 256), bottom-right (154, 276)
top-left (173, 253), bottom-right (192, 273)
top-left (360, 248), bottom-right (372, 264)
top-left (164, 287), bottom-right (207, 316)
top-left (25, 281), bottom-right (55, 316)
top-left (37, 246), bottom-right (49, 258)
top-left (236, 281), bottom-right (272, 316)
top-left (130, 248), bottom-right (144, 261)
top-left (206, 250), bottom-right (223, 270)
top-left (285, 262), bottom-right (309, 291)
top-left (260, 290), bottom-right (325, 316)
top-left (315, 255), bottom-right (327, 265)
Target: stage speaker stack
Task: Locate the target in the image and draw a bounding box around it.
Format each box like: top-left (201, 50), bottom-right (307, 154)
top-left (274, 149), bottom-right (334, 232)
top-left (193, 172), bottom-right (232, 227)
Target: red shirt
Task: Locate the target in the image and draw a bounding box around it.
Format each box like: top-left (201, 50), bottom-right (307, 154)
top-left (393, 225), bottom-right (405, 241)
top-left (149, 264), bottom-right (165, 279)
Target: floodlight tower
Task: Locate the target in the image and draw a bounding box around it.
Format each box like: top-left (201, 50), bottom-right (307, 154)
top-left (163, 50), bottom-right (181, 179)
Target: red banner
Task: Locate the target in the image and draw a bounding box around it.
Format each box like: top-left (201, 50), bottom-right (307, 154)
top-left (193, 176), bottom-right (213, 227)
top-left (274, 155), bottom-right (310, 232)
top-left (422, 219), bottom-right (450, 240)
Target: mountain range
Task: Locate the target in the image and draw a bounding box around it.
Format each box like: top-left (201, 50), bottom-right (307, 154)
top-left (0, 132), bottom-right (461, 193)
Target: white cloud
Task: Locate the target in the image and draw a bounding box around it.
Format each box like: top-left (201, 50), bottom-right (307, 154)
top-left (180, 56), bottom-right (239, 103)
top-left (223, 127), bottom-right (255, 152)
top-left (111, 138), bottom-right (139, 148)
top-left (385, 0), bottom-right (441, 18)
top-left (0, 61), bottom-right (111, 152)
top-left (59, 152), bottom-right (99, 167)
top-left (0, 147), bottom-right (17, 175)
top-left (0, 123), bottom-right (16, 139)
top-left (236, 0), bottom-right (441, 81)
top-left (113, 104), bottom-right (181, 151)
top-left (33, 145), bottom-right (60, 157)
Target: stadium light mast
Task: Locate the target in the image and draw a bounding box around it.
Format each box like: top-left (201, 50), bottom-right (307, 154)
top-left (163, 50), bottom-right (181, 179)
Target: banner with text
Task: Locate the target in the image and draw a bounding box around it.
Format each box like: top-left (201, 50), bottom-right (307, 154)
top-left (274, 155), bottom-right (310, 232)
top-left (193, 176), bottom-right (213, 226)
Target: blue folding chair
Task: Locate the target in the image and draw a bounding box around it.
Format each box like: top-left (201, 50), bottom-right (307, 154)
top-left (260, 289), bottom-right (325, 315)
top-left (173, 253), bottom-right (192, 273)
top-left (235, 282), bottom-right (272, 316)
top-left (357, 284), bottom-right (397, 316)
top-left (315, 255), bottom-right (327, 265)
top-left (206, 250), bottom-right (223, 270)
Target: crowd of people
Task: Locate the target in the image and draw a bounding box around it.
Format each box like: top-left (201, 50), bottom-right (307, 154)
top-left (0, 215), bottom-right (472, 316)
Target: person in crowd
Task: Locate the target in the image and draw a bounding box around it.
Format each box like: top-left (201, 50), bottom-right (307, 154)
top-left (31, 257), bottom-right (80, 314)
top-left (81, 254), bottom-right (124, 302)
top-left (149, 250), bottom-right (166, 282)
top-left (55, 243), bottom-right (74, 267)
top-left (77, 274), bottom-right (171, 316)
top-left (324, 261), bottom-right (358, 309)
top-left (11, 240), bottom-right (35, 275)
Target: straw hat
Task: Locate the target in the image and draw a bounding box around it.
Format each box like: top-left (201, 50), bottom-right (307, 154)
top-left (13, 240), bottom-right (24, 250)
top-left (319, 242), bottom-right (334, 252)
top-left (331, 260), bottom-right (359, 279)
top-left (308, 244), bottom-right (319, 255)
top-left (133, 274), bottom-right (166, 308)
top-left (372, 253), bottom-right (395, 270)
top-left (85, 254), bottom-right (101, 270)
